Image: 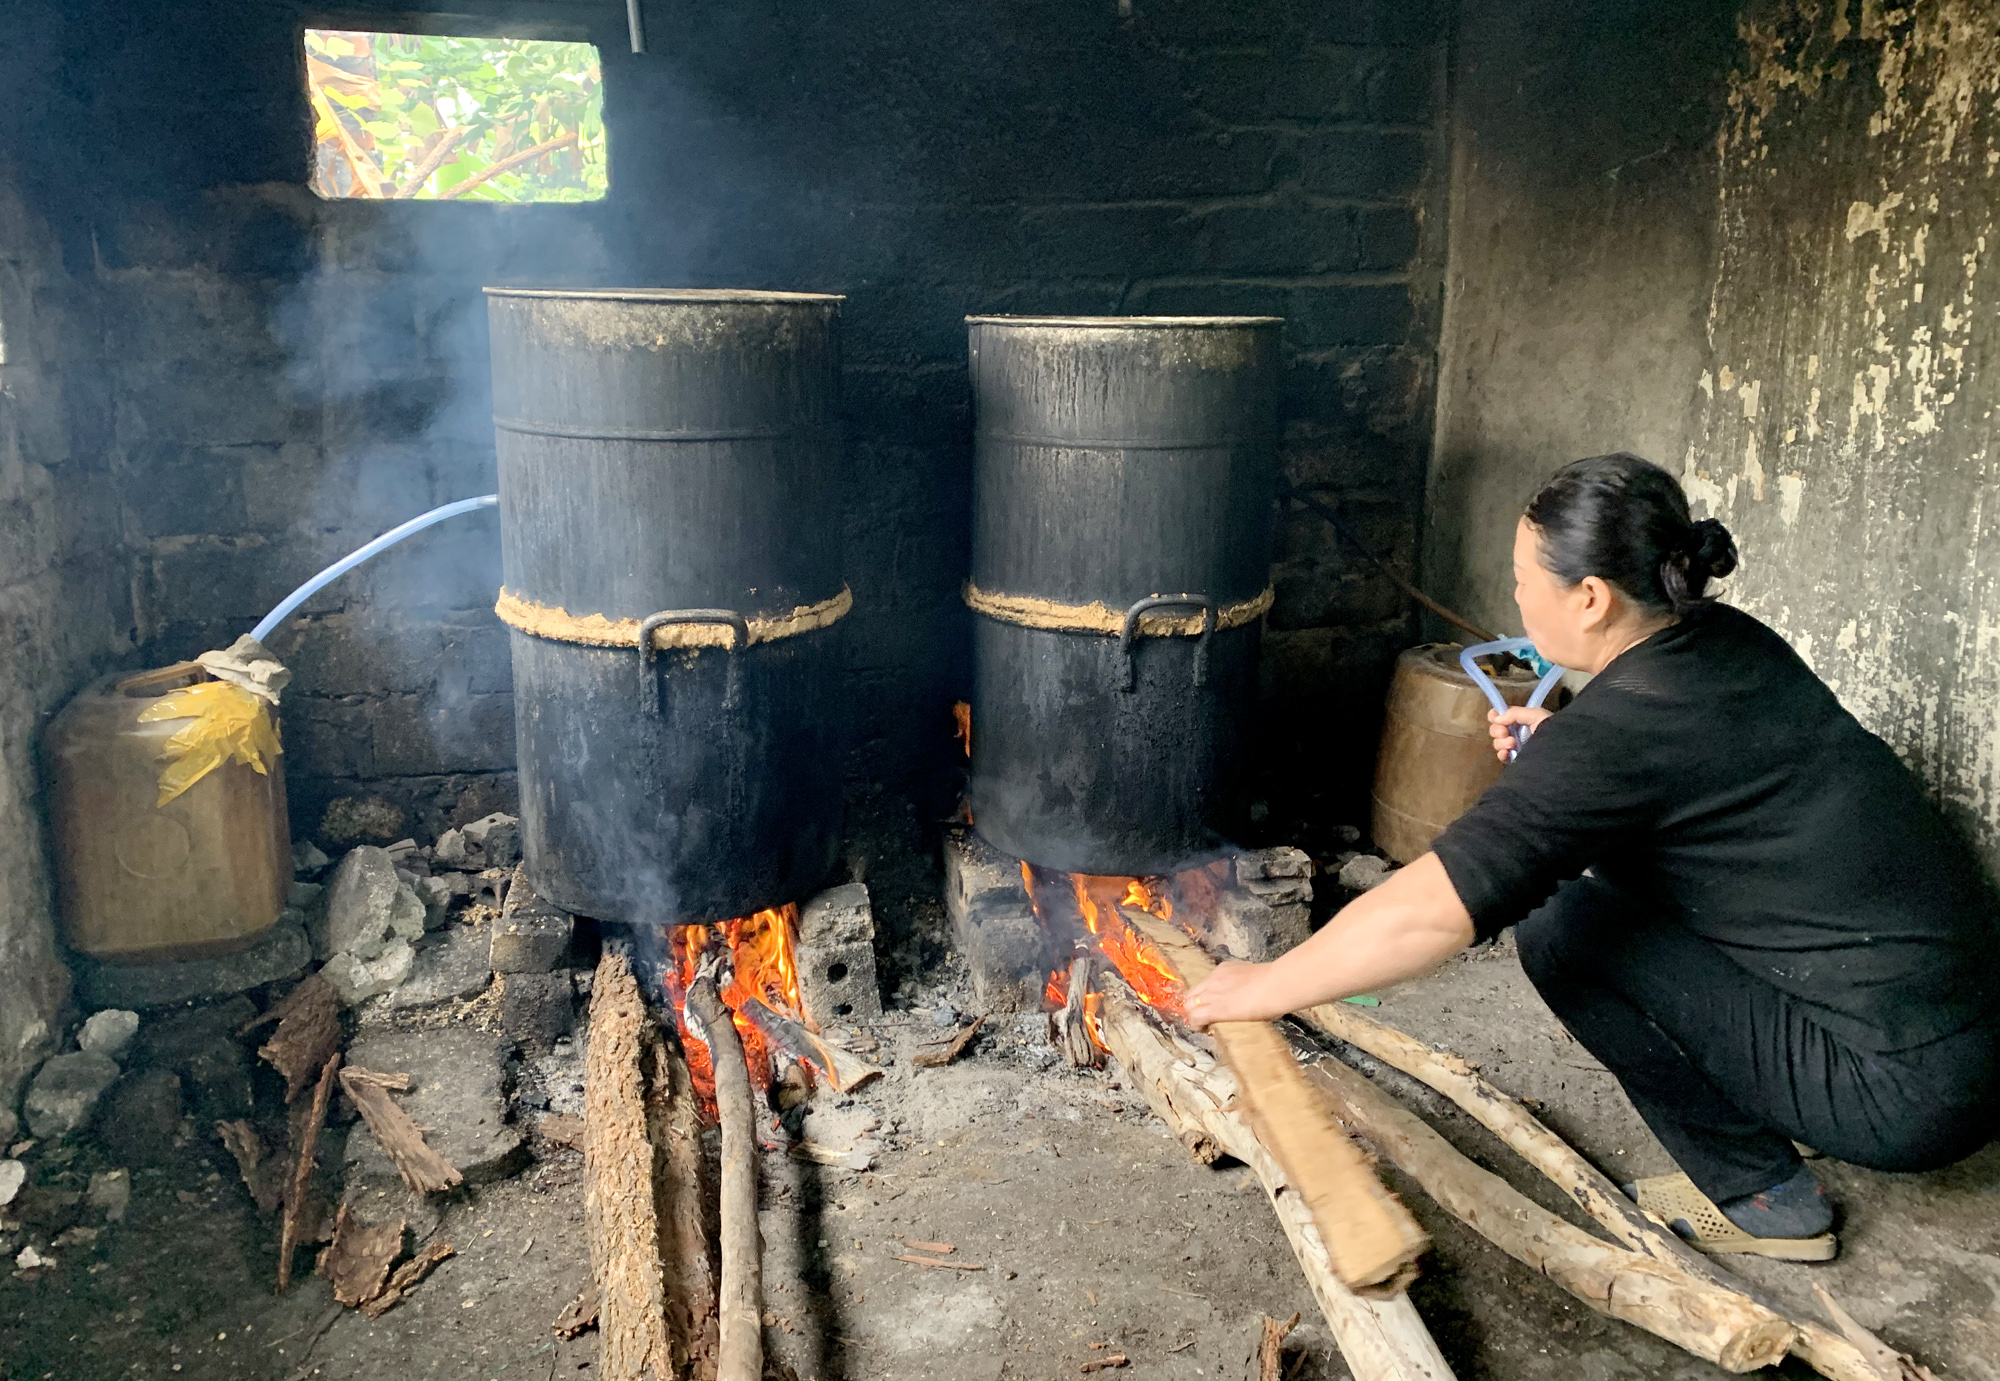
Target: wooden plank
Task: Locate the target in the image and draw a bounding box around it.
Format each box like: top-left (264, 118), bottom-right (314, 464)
top-left (1117, 908), bottom-right (1428, 1293)
top-left (1092, 975), bottom-right (1454, 1381)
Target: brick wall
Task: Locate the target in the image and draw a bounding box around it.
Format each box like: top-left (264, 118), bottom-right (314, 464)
top-left (0, 16), bottom-right (137, 1130)
top-left (21, 0), bottom-right (1445, 851)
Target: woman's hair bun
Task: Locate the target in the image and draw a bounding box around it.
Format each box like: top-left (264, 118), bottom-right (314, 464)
top-left (1689, 517), bottom-right (1738, 581)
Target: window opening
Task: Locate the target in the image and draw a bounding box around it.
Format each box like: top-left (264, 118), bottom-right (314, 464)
top-left (305, 30), bottom-right (606, 202)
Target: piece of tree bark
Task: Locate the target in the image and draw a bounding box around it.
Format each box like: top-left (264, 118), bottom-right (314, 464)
top-left (339, 1066), bottom-right (464, 1195)
top-left (738, 997), bottom-right (883, 1090)
top-left (1055, 958), bottom-right (1102, 1069)
top-left (1093, 977), bottom-right (1454, 1381)
top-left (1118, 909), bottom-right (1428, 1293)
top-left (279, 1052), bottom-right (341, 1293)
top-left (259, 974), bottom-right (342, 1103)
top-left (360, 1240), bottom-right (456, 1319)
top-left (583, 950), bottom-right (673, 1381)
top-left (645, 1017), bottom-right (720, 1378)
top-left (552, 1285), bottom-right (602, 1340)
top-left (912, 1014), bottom-right (987, 1069)
top-left (1303, 1053), bottom-right (1795, 1372)
top-left (1260, 1312), bottom-right (1301, 1381)
top-left (316, 1203), bottom-right (406, 1307)
top-left (217, 1119), bottom-right (286, 1214)
top-left (686, 975), bottom-right (763, 1381)
top-left (1295, 1002), bottom-right (1906, 1381)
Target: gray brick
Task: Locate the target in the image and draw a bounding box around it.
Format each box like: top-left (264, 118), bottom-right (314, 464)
top-left (1299, 130), bottom-right (1430, 198)
top-left (1368, 48), bottom-right (1438, 123)
top-left (281, 696), bottom-right (377, 780)
top-left (1357, 206), bottom-right (1422, 269)
top-left (1012, 205), bottom-right (1198, 280)
top-left (1286, 283), bottom-right (1416, 347)
top-left (1196, 203), bottom-right (1358, 275)
top-left (492, 870), bottom-right (575, 974)
top-left (367, 693), bottom-right (444, 777)
top-left (123, 443), bottom-right (249, 538)
top-left (286, 615), bottom-right (445, 697)
top-left (796, 882), bottom-right (882, 1025)
top-left (499, 971), bottom-right (576, 1048)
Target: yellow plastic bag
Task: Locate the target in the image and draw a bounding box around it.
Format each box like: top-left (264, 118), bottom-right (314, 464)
top-left (135, 680), bottom-right (284, 807)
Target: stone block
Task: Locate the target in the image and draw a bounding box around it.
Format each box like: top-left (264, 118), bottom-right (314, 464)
top-left (1338, 854), bottom-right (1395, 891)
top-left (345, 1027), bottom-right (527, 1192)
top-left (941, 831), bottom-right (1051, 1013)
top-left (499, 971), bottom-right (577, 1048)
top-left (796, 882), bottom-right (882, 1025)
top-left (1195, 203), bottom-right (1358, 276)
top-left (74, 915), bottom-right (310, 1009)
top-left (462, 813), bottom-right (520, 868)
top-left (492, 870), bottom-right (573, 974)
top-left (23, 1052), bottom-right (121, 1139)
top-left (1200, 887), bottom-right (1312, 963)
top-left (388, 926), bottom-right (492, 1009)
top-left (1286, 283), bottom-right (1417, 349)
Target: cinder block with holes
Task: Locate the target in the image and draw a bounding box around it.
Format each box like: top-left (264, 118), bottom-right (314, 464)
top-left (795, 882), bottom-right (881, 1025)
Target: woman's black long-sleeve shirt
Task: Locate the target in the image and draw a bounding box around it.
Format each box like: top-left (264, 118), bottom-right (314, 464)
top-left (1431, 602), bottom-right (2000, 1052)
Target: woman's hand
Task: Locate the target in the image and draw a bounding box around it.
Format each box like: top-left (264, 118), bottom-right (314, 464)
top-left (1183, 960), bottom-right (1279, 1029)
top-left (1488, 705), bottom-right (1554, 762)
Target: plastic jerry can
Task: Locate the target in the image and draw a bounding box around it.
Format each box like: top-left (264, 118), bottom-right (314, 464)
top-left (47, 662), bottom-right (289, 962)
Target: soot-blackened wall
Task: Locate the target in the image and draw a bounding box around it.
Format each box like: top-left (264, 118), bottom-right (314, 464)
top-left (1432, 0), bottom-right (2000, 870)
top-left (16, 0), bottom-right (1446, 856)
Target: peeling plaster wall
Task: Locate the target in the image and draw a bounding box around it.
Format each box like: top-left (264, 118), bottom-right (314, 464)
top-left (1432, 0), bottom-right (2000, 865)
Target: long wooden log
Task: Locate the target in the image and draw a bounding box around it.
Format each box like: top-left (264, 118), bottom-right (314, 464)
top-left (584, 950), bottom-right (673, 1381)
top-left (1093, 977), bottom-right (1454, 1381)
top-left (1118, 908), bottom-right (1428, 1293)
top-left (686, 976), bottom-right (763, 1381)
top-left (1296, 1002), bottom-right (1901, 1381)
top-left (646, 1026), bottom-right (720, 1378)
top-left (1301, 1052), bottom-right (1796, 1372)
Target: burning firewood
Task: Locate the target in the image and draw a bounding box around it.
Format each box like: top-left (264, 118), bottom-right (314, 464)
top-left (1091, 974), bottom-right (1452, 1381)
top-left (736, 996), bottom-right (883, 1091)
top-left (1053, 957), bottom-right (1102, 1069)
top-left (1296, 1001), bottom-right (1915, 1381)
top-left (278, 1051), bottom-right (342, 1293)
top-left (1301, 1053), bottom-right (1795, 1372)
top-left (685, 966), bottom-right (764, 1381)
top-left (340, 1066), bottom-right (464, 1194)
top-left (1115, 908), bottom-right (1428, 1294)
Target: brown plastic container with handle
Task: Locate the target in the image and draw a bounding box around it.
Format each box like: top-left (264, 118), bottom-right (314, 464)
top-left (47, 662), bottom-right (289, 962)
top-left (1370, 644), bottom-right (1544, 864)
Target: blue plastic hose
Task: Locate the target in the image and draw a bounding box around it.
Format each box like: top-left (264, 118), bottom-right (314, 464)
top-left (250, 494), bottom-right (498, 644)
top-left (1459, 637), bottom-right (1566, 762)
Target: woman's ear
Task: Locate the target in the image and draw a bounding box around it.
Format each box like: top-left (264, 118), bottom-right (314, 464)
top-left (1573, 574), bottom-right (1619, 632)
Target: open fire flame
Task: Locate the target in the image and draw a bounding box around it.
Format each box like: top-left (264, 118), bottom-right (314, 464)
top-left (1024, 862), bottom-right (1231, 1049)
top-left (660, 903), bottom-right (805, 1105)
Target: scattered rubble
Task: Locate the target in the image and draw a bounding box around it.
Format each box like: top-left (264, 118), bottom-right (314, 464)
top-left (76, 1010), bottom-right (139, 1061)
top-left (84, 1169), bottom-right (129, 1223)
top-left (312, 846), bottom-right (427, 966)
top-left (22, 1052), bottom-right (121, 1139)
top-left (388, 927), bottom-right (493, 1009)
top-left (1337, 854), bottom-right (1395, 892)
top-left (0, 1161), bottom-right (23, 1208)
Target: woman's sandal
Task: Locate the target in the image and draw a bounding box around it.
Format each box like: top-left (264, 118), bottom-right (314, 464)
top-left (1628, 1172), bottom-right (1838, 1261)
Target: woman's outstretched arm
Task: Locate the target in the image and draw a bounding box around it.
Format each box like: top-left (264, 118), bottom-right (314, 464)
top-left (1182, 852), bottom-right (1475, 1027)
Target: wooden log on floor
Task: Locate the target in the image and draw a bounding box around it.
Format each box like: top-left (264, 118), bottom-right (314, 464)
top-left (1092, 976), bottom-right (1454, 1381)
top-left (1118, 908), bottom-right (1428, 1293)
top-left (686, 974), bottom-right (763, 1381)
top-left (584, 949), bottom-right (673, 1381)
top-left (1295, 1002), bottom-right (1904, 1381)
top-left (1300, 1051), bottom-right (1796, 1373)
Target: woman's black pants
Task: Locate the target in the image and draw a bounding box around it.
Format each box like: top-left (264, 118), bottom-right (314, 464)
top-left (1516, 877), bottom-right (2000, 1204)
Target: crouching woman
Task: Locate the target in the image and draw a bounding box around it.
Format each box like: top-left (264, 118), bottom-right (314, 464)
top-left (1186, 453), bottom-right (2000, 1260)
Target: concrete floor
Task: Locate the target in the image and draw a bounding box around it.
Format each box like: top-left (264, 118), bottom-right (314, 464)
top-left (2, 935), bottom-right (1993, 1381)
